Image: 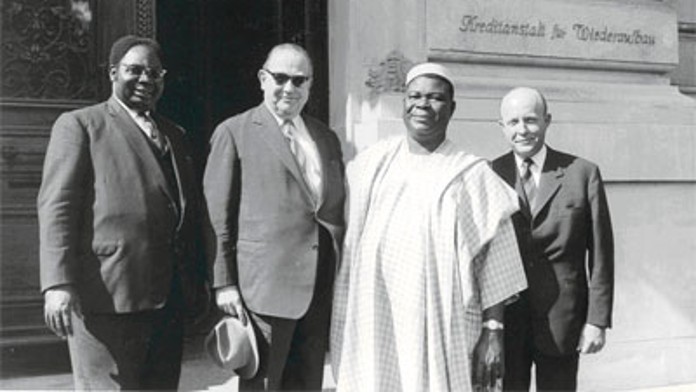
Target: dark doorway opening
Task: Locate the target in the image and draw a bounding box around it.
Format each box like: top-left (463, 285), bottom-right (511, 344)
top-left (156, 1), bottom-right (329, 158)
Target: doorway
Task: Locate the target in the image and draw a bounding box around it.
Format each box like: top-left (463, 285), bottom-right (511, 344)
top-left (155, 0), bottom-right (329, 156)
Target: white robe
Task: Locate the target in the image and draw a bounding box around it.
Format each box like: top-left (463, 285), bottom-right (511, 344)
top-left (331, 138), bottom-right (527, 392)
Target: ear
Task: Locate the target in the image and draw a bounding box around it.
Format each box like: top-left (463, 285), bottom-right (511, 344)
top-left (109, 66), bottom-right (117, 82)
top-left (449, 100), bottom-right (457, 119)
top-left (257, 69), bottom-right (266, 89)
top-left (545, 113), bottom-right (552, 127)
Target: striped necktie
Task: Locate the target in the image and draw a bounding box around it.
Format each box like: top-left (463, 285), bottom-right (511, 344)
top-left (137, 112), bottom-right (166, 153)
top-left (521, 158), bottom-right (536, 209)
top-left (282, 120), bottom-right (320, 203)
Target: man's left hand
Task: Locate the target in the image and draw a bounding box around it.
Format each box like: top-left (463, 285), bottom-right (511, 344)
top-left (472, 329), bottom-right (504, 391)
top-left (577, 323), bottom-right (606, 354)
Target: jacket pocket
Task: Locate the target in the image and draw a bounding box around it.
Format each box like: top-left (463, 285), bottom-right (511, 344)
top-left (92, 241), bottom-right (120, 256)
top-left (555, 205), bottom-right (583, 217)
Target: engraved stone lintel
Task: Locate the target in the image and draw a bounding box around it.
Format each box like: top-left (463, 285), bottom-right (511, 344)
top-left (365, 51), bottom-right (414, 97)
top-left (427, 0), bottom-right (678, 71)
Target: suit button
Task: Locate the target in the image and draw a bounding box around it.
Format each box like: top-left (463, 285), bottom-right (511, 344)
top-left (311, 244), bottom-right (319, 251)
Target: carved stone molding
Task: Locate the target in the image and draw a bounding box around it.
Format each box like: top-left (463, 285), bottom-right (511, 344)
top-left (135, 0), bottom-right (155, 38)
top-left (1, 0), bottom-right (98, 100)
top-left (365, 50), bottom-right (414, 96)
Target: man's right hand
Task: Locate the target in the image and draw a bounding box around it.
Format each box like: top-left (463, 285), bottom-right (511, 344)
top-left (215, 286), bottom-right (247, 326)
top-left (44, 286), bottom-right (81, 339)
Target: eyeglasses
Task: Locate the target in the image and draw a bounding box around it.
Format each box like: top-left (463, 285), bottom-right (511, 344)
top-left (120, 64), bottom-right (167, 80)
top-left (263, 68), bottom-right (311, 87)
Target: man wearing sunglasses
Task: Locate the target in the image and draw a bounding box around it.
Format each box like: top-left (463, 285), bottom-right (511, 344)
top-left (204, 43), bottom-right (345, 390)
top-left (38, 35), bottom-right (207, 390)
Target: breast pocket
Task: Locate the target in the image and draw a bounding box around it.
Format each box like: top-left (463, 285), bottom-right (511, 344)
top-left (92, 241), bottom-right (121, 256)
top-left (554, 200), bottom-right (585, 218)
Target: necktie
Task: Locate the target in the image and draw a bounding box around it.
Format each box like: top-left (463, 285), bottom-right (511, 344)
top-left (521, 158), bottom-right (536, 210)
top-left (282, 120), bottom-right (320, 203)
top-left (138, 113), bottom-right (166, 153)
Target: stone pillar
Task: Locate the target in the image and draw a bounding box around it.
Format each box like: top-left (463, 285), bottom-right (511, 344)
top-left (329, 0), bottom-right (696, 388)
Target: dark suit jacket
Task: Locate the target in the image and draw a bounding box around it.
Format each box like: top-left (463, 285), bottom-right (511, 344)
top-left (203, 104), bottom-right (345, 319)
top-left (492, 147), bottom-right (614, 356)
top-left (38, 97), bottom-right (206, 315)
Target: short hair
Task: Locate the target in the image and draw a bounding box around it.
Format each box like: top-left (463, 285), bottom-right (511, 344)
top-left (109, 35), bottom-right (163, 66)
top-left (262, 43), bottom-right (313, 75)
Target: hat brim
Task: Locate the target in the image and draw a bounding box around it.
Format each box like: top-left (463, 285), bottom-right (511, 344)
top-left (204, 310), bottom-right (260, 380)
top-left (236, 312), bottom-right (259, 379)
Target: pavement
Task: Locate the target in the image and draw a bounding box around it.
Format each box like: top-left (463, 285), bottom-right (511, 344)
top-left (1, 336), bottom-right (695, 391)
top-left (0, 334), bottom-right (337, 391)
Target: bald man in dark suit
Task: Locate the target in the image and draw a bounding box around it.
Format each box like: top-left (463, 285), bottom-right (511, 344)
top-left (491, 87), bottom-right (614, 391)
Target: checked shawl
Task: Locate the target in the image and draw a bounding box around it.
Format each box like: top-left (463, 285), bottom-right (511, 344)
top-left (330, 137), bottom-right (527, 392)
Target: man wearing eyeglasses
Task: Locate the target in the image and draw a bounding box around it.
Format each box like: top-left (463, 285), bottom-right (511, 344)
top-left (204, 43), bottom-right (345, 390)
top-left (38, 35), bottom-right (207, 390)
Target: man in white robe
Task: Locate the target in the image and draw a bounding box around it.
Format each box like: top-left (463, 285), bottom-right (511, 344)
top-left (331, 63), bottom-right (528, 392)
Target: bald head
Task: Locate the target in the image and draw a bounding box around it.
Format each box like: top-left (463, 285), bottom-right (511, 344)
top-left (500, 87), bottom-right (547, 118)
top-left (498, 87), bottom-right (552, 159)
top-left (263, 43), bottom-right (313, 76)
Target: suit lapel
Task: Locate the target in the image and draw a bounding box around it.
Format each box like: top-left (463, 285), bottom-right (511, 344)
top-left (154, 115), bottom-right (188, 229)
top-left (106, 98), bottom-right (178, 205)
top-left (304, 115), bottom-right (331, 209)
top-left (532, 148), bottom-right (564, 218)
top-left (253, 105), bottom-right (315, 205)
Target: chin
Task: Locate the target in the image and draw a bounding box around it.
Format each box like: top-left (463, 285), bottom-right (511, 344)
top-left (514, 148), bottom-right (532, 157)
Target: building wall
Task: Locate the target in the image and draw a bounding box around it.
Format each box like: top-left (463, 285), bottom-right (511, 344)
top-left (673, 0), bottom-right (696, 99)
top-left (329, 0), bottom-right (696, 389)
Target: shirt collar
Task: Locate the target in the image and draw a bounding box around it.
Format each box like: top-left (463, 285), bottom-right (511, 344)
top-left (113, 96), bottom-right (150, 119)
top-left (264, 103), bottom-right (300, 128)
top-left (514, 144), bottom-right (547, 172)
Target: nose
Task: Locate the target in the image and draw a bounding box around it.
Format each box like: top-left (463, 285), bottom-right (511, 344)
top-left (281, 81), bottom-right (299, 94)
top-left (412, 96), bottom-right (431, 108)
top-left (516, 122), bottom-right (530, 135)
top-left (137, 72), bottom-right (154, 82)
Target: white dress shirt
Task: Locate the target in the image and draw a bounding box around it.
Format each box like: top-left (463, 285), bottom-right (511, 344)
top-left (113, 97), bottom-right (157, 138)
top-left (514, 145), bottom-right (547, 187)
top-left (267, 107), bottom-right (323, 204)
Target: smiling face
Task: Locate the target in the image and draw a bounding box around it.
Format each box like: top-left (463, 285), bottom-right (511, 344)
top-left (499, 88), bottom-right (551, 159)
top-left (258, 47), bottom-right (313, 120)
top-left (402, 75), bottom-right (456, 151)
top-left (109, 44), bottom-right (164, 112)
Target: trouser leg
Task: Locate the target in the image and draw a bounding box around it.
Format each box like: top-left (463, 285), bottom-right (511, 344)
top-left (503, 297), bottom-right (533, 392)
top-left (68, 302), bottom-right (183, 390)
top-left (534, 351), bottom-right (579, 391)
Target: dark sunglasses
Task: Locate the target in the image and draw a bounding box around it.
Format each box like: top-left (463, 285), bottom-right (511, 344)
top-left (263, 68), bottom-right (311, 87)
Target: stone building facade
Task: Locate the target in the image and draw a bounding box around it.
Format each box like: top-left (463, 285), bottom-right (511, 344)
top-left (1, 0), bottom-right (694, 388)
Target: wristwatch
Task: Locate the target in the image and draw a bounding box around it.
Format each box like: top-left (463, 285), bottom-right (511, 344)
top-left (482, 319), bottom-right (504, 331)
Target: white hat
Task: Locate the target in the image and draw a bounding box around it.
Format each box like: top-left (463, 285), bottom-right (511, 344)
top-left (205, 311), bottom-right (260, 379)
top-left (405, 62), bottom-right (454, 87)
